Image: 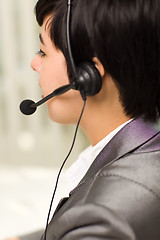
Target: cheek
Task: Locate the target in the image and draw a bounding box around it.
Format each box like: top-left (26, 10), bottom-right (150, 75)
top-left (40, 59), bottom-right (69, 95)
top-left (46, 90), bottom-right (84, 124)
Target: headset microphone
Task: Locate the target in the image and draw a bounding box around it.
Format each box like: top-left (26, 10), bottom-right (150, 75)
top-left (20, 83), bottom-right (75, 115)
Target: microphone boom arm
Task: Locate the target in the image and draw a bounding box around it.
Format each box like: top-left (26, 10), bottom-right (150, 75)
top-left (20, 83), bottom-right (75, 115)
top-left (32, 83), bottom-right (73, 108)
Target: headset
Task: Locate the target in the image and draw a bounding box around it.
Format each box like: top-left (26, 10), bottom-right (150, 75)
top-left (20, 0), bottom-right (102, 115)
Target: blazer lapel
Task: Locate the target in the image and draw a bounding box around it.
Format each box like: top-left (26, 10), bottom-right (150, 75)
top-left (72, 116), bottom-right (160, 193)
top-left (53, 197), bottom-right (69, 216)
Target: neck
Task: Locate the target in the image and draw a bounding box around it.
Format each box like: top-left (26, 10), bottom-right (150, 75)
top-left (80, 76), bottom-right (131, 146)
top-left (81, 107), bottom-right (130, 146)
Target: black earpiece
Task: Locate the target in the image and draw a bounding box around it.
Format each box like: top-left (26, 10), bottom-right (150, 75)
top-left (76, 62), bottom-right (102, 96)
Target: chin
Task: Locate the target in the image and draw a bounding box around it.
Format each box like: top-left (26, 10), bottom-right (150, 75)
top-left (46, 96), bottom-right (83, 124)
top-left (47, 107), bottom-right (76, 125)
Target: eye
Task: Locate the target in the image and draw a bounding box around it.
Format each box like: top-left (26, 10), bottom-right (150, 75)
top-left (36, 49), bottom-right (46, 58)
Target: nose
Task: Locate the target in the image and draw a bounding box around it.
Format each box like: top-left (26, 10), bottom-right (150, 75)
top-left (31, 55), bottom-right (41, 73)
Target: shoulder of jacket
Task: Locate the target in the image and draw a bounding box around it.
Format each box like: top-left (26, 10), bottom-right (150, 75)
top-left (94, 151), bottom-right (160, 196)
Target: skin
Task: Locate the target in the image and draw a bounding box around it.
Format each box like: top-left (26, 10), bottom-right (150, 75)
top-left (30, 15), bottom-right (131, 146)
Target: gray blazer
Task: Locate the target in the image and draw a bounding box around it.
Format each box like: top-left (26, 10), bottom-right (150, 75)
top-left (22, 117), bottom-right (160, 240)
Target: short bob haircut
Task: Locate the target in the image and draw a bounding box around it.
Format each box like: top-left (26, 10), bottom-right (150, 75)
top-left (35, 0), bottom-right (160, 121)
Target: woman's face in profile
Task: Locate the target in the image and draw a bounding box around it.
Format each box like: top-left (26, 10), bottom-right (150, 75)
top-left (31, 15), bottom-right (84, 124)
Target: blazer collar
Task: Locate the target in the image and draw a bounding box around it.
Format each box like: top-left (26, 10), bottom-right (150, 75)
top-left (70, 116), bottom-right (160, 194)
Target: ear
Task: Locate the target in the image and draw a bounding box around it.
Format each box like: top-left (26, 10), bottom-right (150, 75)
top-left (92, 57), bottom-right (105, 78)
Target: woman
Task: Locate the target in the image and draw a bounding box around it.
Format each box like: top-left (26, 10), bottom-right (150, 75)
top-left (9, 0), bottom-right (160, 239)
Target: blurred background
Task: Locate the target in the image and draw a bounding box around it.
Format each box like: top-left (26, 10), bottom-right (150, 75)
top-left (0, 0), bottom-right (89, 238)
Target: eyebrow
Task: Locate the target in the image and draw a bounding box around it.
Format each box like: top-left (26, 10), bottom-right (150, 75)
top-left (39, 33), bottom-right (45, 45)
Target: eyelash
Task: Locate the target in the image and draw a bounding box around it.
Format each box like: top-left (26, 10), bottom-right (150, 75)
top-left (36, 49), bottom-right (46, 58)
